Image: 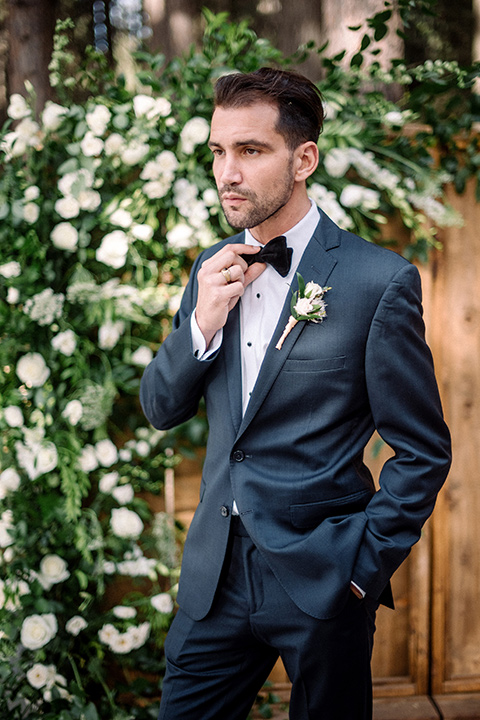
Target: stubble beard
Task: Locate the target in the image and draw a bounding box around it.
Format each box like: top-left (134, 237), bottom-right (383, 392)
top-left (219, 163), bottom-right (296, 231)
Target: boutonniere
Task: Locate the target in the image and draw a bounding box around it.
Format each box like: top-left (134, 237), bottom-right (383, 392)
top-left (276, 273), bottom-right (331, 350)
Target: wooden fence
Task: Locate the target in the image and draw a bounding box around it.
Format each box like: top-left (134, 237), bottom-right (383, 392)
top-left (171, 179), bottom-right (480, 719)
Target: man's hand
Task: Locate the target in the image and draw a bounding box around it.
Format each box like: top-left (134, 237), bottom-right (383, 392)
top-left (195, 244), bottom-right (266, 348)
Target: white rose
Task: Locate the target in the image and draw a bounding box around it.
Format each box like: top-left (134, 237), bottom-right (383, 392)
top-left (0, 510), bottom-right (14, 547)
top-left (166, 223), bottom-right (195, 250)
top-left (127, 621), bottom-right (150, 649)
top-left (113, 605), bottom-right (137, 619)
top-left (121, 142), bottom-right (149, 166)
top-left (96, 230), bottom-right (129, 269)
top-left (143, 179), bottom-right (171, 199)
top-left (51, 329), bottom-right (77, 356)
top-left (131, 224), bottom-right (154, 242)
top-left (180, 116), bottom-right (210, 154)
top-left (104, 133), bottom-right (124, 155)
top-left (16, 117), bottom-right (40, 142)
top-left (0, 468), bottom-right (21, 499)
top-left (323, 148), bottom-right (352, 178)
top-left (339, 184), bottom-right (366, 208)
top-left (86, 104), bottom-right (111, 136)
top-left (131, 346), bottom-right (153, 367)
top-left (151, 592), bottom-right (174, 614)
top-left (203, 188), bottom-right (218, 207)
top-left (26, 663), bottom-right (53, 689)
top-left (65, 615), bottom-right (88, 636)
top-left (42, 102), bottom-right (68, 131)
top-left (111, 484), bottom-right (134, 505)
top-left (23, 202), bottom-right (39, 223)
top-left (62, 400), bottom-right (83, 426)
top-left (98, 623), bottom-right (119, 646)
top-left (38, 554), bottom-right (70, 590)
top-left (16, 352), bottom-right (50, 387)
top-left (80, 131), bottom-right (104, 157)
top-left (79, 445), bottom-right (99, 473)
top-left (133, 94), bottom-right (156, 117)
top-left (50, 222), bottom-right (79, 251)
top-left (7, 287), bottom-right (20, 304)
top-left (109, 208), bottom-right (132, 228)
top-left (305, 281), bottom-right (324, 299)
top-left (35, 442), bottom-right (58, 477)
top-left (294, 297), bottom-right (315, 316)
top-left (0, 261), bottom-right (21, 278)
top-left (95, 438), bottom-right (118, 467)
top-left (98, 320), bottom-right (125, 349)
top-left (384, 110), bottom-right (404, 127)
top-left (135, 440), bottom-right (150, 458)
top-left (20, 613), bottom-right (58, 650)
top-left (78, 189), bottom-right (101, 211)
top-left (55, 196), bottom-right (80, 219)
top-left (99, 471), bottom-right (119, 493)
top-left (4, 405), bottom-right (24, 427)
top-left (7, 93), bottom-right (31, 119)
top-left (110, 507), bottom-right (144, 539)
top-left (24, 185), bottom-right (40, 201)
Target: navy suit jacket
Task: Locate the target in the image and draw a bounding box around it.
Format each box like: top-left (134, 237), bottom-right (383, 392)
top-left (140, 209), bottom-right (451, 621)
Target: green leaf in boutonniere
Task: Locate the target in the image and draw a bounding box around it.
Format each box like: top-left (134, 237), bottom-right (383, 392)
top-left (275, 273), bottom-right (331, 350)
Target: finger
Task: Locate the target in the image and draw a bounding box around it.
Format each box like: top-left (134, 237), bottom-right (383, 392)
top-left (244, 261), bottom-right (266, 286)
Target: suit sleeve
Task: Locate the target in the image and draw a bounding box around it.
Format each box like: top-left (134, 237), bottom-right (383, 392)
top-left (140, 253), bottom-right (219, 431)
top-left (352, 263), bottom-right (451, 600)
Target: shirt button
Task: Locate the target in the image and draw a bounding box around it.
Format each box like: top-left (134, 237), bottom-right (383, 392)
top-left (220, 505), bottom-right (229, 517)
top-left (232, 449), bottom-right (245, 462)
top-left (247, 341), bottom-right (252, 347)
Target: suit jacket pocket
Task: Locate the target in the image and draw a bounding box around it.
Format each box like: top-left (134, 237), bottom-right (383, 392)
top-left (283, 356), bottom-right (346, 373)
top-left (290, 489), bottom-right (373, 529)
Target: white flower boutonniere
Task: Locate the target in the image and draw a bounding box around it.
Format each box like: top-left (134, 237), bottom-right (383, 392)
top-left (276, 273), bottom-right (331, 350)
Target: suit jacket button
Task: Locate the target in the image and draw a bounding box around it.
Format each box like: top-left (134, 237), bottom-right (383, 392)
top-left (232, 449), bottom-right (245, 462)
top-left (220, 505), bottom-right (229, 517)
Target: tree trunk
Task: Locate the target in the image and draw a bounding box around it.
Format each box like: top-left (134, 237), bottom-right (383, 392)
top-left (6, 0), bottom-right (58, 112)
top-left (143, 0), bottom-right (199, 60)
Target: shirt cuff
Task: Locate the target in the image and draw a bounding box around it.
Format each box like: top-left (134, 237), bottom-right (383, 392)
top-left (190, 310), bottom-right (223, 360)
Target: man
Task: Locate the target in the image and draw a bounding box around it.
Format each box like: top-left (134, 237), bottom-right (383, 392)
top-left (140, 67), bottom-right (451, 720)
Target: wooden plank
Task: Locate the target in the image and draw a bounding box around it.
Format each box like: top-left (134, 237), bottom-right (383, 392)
top-left (373, 696), bottom-right (440, 720)
top-left (434, 692), bottom-right (480, 719)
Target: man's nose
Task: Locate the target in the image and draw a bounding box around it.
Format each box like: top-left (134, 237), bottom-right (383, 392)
top-left (219, 156), bottom-right (242, 186)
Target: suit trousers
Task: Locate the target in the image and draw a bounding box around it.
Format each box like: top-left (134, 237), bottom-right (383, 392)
top-left (158, 517), bottom-right (378, 720)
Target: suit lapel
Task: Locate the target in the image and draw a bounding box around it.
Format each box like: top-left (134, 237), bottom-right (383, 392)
top-left (236, 214), bottom-right (339, 439)
top-left (222, 303), bottom-right (243, 435)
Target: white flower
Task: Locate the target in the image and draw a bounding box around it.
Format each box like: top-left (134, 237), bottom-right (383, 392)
top-left (42, 102), bottom-right (68, 131)
top-left (143, 178), bottom-right (172, 199)
top-left (78, 188), bottom-right (101, 211)
top-left (20, 613), bottom-right (57, 650)
top-left (135, 440), bottom-right (150, 458)
top-left (105, 132), bottom-right (124, 155)
top-left (98, 320), bottom-right (125, 349)
top-left (127, 621), bottom-right (150, 649)
top-left (109, 208), bottom-right (133, 228)
top-left (24, 185), bottom-right (40, 201)
top-left (7, 93), bottom-right (31, 119)
top-left (113, 605), bottom-right (137, 619)
top-left (121, 141), bottom-right (149, 166)
top-left (51, 329), bottom-right (77, 356)
top-left (0, 468), bottom-right (21, 499)
top-left (0, 510), bottom-right (14, 547)
top-left (79, 445), bottom-right (99, 473)
top-left (133, 94), bottom-right (156, 117)
top-left (203, 188), bottom-right (218, 207)
top-left (50, 222), bottom-right (79, 251)
top-left (23, 202), bottom-right (40, 223)
top-left (110, 507), bottom-right (144, 539)
top-left (86, 104), bottom-right (111, 135)
top-left (62, 400), bottom-right (83, 426)
top-left (4, 405), bottom-right (24, 427)
top-left (108, 630), bottom-right (135, 654)
top-left (131, 223), bottom-right (154, 242)
top-left (55, 196), bottom-right (80, 219)
top-left (180, 116), bottom-right (210, 154)
top-left (323, 148), bottom-right (352, 178)
top-left (34, 442), bottom-right (58, 478)
top-left (98, 622), bottom-right (119, 645)
top-left (26, 663), bottom-right (55, 689)
top-left (7, 287), bottom-right (20, 304)
top-left (16, 352), bottom-right (50, 387)
top-left (384, 110), bottom-right (404, 127)
top-left (65, 615), bottom-right (88, 636)
top-left (58, 168), bottom-right (94, 197)
top-left (151, 592), bottom-right (174, 614)
top-left (340, 184), bottom-right (381, 210)
top-left (112, 484), bottom-right (134, 505)
top-left (305, 281), bottom-right (324, 298)
top-left (99, 471), bottom-right (119, 493)
top-left (133, 94), bottom-right (171, 120)
top-left (294, 297), bottom-right (315, 316)
top-left (80, 131), bottom-right (104, 157)
top-left (166, 222), bottom-right (195, 250)
top-left (37, 554), bottom-right (70, 590)
top-left (131, 346), bottom-right (153, 367)
top-left (24, 288), bottom-right (64, 326)
top-left (308, 184), bottom-right (353, 230)
top-left (95, 438), bottom-right (118, 467)
top-left (96, 230), bottom-right (129, 269)
top-left (0, 261), bottom-right (21, 278)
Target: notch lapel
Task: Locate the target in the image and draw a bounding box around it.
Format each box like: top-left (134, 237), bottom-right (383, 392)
top-left (236, 221), bottom-right (338, 439)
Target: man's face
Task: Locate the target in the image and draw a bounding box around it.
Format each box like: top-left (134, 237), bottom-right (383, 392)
top-left (208, 102), bottom-right (296, 231)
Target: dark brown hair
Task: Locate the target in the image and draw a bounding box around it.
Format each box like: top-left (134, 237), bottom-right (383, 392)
top-left (213, 67), bottom-right (324, 151)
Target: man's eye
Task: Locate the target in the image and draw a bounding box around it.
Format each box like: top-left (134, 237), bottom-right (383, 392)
top-left (245, 148), bottom-right (259, 156)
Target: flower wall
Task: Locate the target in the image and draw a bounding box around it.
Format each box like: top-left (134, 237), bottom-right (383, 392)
top-left (0, 10), bottom-right (477, 719)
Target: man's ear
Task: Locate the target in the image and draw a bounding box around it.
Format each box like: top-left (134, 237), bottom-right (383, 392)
top-left (294, 141), bottom-right (319, 182)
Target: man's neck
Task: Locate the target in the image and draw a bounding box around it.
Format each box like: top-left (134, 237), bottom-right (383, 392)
top-left (248, 190), bottom-right (312, 245)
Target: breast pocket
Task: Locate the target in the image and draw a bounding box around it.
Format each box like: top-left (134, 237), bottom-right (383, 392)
top-left (283, 356), bottom-right (346, 373)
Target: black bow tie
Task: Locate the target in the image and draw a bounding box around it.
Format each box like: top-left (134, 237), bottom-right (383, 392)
top-left (241, 235), bottom-right (293, 278)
